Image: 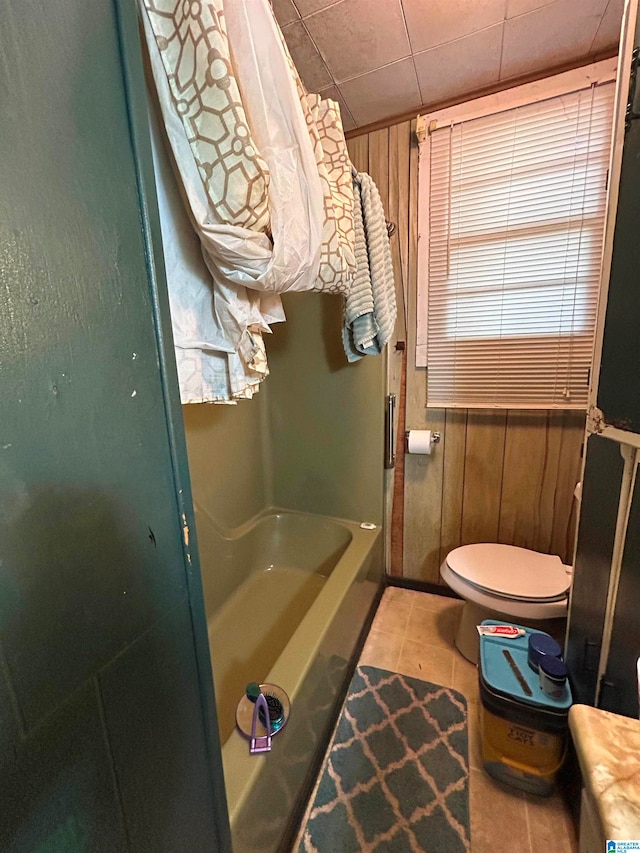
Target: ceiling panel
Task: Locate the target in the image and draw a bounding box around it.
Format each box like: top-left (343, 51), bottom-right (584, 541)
top-left (317, 83), bottom-right (358, 131)
top-left (293, 0), bottom-right (339, 17)
top-left (402, 0), bottom-right (507, 54)
top-left (303, 0), bottom-right (411, 82)
top-left (501, 0), bottom-right (606, 80)
top-left (339, 58), bottom-right (422, 126)
top-left (506, 0), bottom-right (556, 17)
top-left (272, 0), bottom-right (300, 27)
top-left (273, 0), bottom-right (623, 131)
top-left (281, 20), bottom-right (332, 91)
top-left (414, 24), bottom-right (504, 107)
top-left (591, 0), bottom-right (626, 54)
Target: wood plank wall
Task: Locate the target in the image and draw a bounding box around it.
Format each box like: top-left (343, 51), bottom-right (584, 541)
top-left (347, 121), bottom-right (585, 586)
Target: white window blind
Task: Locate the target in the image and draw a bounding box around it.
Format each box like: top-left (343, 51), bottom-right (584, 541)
top-left (418, 78), bottom-right (615, 409)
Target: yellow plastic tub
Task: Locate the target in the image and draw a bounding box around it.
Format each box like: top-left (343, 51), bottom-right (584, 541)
top-left (479, 700), bottom-right (566, 795)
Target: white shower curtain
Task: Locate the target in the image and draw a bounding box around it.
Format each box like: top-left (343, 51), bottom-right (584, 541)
top-left (224, 0), bottom-right (356, 295)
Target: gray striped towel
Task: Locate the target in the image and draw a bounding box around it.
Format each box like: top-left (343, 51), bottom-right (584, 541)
top-left (342, 171), bottom-right (396, 361)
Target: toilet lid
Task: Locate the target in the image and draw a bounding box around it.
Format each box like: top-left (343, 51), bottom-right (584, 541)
top-left (446, 544), bottom-right (570, 602)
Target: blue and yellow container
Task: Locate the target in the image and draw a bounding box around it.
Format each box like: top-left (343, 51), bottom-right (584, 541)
top-left (478, 620), bottom-right (572, 796)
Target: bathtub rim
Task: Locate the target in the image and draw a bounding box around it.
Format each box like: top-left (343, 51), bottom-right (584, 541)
top-left (195, 502), bottom-right (368, 545)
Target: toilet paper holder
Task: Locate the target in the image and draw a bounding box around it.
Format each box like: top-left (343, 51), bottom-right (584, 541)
top-left (405, 430), bottom-right (441, 451)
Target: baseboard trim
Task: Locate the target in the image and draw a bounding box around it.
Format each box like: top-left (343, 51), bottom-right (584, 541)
top-left (385, 576), bottom-right (461, 600)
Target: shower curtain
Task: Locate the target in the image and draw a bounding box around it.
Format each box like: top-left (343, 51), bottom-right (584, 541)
top-left (140, 0), bottom-right (355, 403)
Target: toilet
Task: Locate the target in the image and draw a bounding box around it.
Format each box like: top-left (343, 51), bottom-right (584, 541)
top-left (440, 543), bottom-right (572, 663)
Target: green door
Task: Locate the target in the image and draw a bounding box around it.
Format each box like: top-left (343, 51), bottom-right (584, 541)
top-left (0, 0), bottom-right (229, 849)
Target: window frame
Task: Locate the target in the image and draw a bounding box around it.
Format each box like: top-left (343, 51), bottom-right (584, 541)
top-left (416, 58), bottom-right (617, 409)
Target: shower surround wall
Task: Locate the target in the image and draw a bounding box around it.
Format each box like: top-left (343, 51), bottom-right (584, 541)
top-left (268, 294), bottom-right (386, 521)
top-left (182, 390), bottom-right (269, 531)
top-left (183, 292), bottom-right (385, 529)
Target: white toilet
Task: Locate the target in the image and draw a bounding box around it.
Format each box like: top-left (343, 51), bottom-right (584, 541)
top-left (440, 543), bottom-right (572, 663)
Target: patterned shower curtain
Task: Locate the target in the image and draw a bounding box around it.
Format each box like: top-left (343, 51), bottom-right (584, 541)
top-left (140, 0), bottom-right (355, 403)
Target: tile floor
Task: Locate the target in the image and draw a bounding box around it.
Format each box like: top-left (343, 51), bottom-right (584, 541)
top-left (357, 586), bottom-right (578, 852)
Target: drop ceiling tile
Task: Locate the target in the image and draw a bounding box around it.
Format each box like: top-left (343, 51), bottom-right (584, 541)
top-left (318, 84), bottom-right (358, 131)
top-left (591, 0), bottom-right (623, 54)
top-left (281, 21), bottom-right (332, 91)
top-left (304, 0), bottom-right (411, 83)
top-left (294, 0), bottom-right (341, 16)
top-left (341, 112), bottom-right (357, 132)
top-left (339, 58), bottom-right (421, 126)
top-left (506, 0), bottom-right (556, 17)
top-left (414, 24), bottom-right (503, 108)
top-left (501, 0), bottom-right (604, 79)
top-left (508, 0), bottom-right (608, 17)
top-left (402, 0), bottom-right (507, 54)
top-left (272, 0), bottom-right (300, 28)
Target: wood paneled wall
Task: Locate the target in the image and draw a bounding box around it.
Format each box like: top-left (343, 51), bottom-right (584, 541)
top-left (347, 121), bottom-right (585, 585)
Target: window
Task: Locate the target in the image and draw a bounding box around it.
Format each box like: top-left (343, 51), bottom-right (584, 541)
top-left (416, 62), bottom-right (616, 409)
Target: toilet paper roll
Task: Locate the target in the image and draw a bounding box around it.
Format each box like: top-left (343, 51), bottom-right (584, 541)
top-left (407, 430), bottom-right (434, 454)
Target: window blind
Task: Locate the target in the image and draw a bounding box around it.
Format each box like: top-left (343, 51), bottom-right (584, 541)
top-left (421, 80), bottom-right (615, 409)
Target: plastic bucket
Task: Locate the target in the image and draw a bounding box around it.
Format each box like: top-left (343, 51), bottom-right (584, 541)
top-left (478, 621), bottom-right (571, 796)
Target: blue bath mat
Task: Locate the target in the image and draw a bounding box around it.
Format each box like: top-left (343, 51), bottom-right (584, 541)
top-left (298, 666), bottom-right (470, 853)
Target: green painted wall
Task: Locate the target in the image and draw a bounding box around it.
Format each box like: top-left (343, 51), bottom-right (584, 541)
top-left (183, 294), bottom-right (385, 531)
top-left (267, 293), bottom-right (385, 525)
top-left (183, 399), bottom-right (271, 530)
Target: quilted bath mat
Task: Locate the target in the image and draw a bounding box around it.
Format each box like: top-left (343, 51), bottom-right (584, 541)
top-left (298, 665), bottom-right (470, 853)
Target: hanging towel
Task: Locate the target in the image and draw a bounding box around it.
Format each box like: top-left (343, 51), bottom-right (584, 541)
top-left (343, 172), bottom-right (397, 361)
top-left (342, 175), bottom-right (374, 361)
